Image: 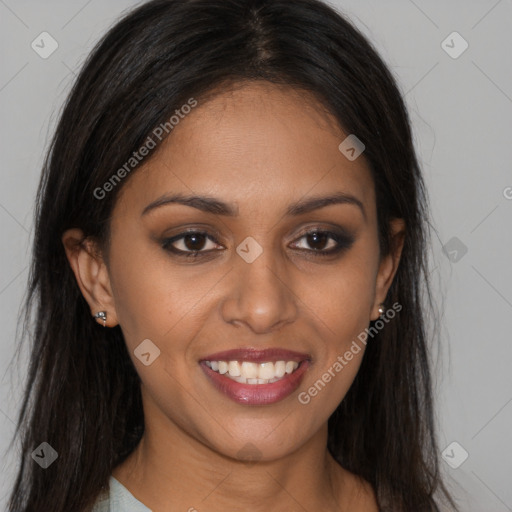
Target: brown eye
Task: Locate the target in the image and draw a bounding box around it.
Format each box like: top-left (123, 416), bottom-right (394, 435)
top-left (303, 231), bottom-right (333, 251)
top-left (291, 229), bottom-right (354, 256)
top-left (180, 233), bottom-right (208, 251)
top-left (162, 231), bottom-right (222, 257)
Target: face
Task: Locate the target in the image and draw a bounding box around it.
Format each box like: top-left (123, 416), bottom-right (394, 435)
top-left (64, 81), bottom-right (404, 462)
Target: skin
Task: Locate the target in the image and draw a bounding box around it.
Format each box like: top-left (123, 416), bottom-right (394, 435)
top-left (63, 81), bottom-right (405, 511)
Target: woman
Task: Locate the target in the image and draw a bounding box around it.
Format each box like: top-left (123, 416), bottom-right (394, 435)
top-left (7, 0), bottom-right (458, 510)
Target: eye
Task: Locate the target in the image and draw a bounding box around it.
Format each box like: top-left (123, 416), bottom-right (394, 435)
top-left (290, 229), bottom-right (354, 256)
top-left (162, 227), bottom-right (354, 260)
top-left (162, 231), bottom-right (222, 258)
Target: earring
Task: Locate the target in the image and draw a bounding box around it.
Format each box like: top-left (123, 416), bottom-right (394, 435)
top-left (93, 311), bottom-right (107, 327)
top-left (378, 303), bottom-right (386, 316)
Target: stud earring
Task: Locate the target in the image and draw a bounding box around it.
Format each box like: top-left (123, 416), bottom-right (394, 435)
top-left (93, 311), bottom-right (107, 327)
top-left (378, 303), bottom-right (386, 316)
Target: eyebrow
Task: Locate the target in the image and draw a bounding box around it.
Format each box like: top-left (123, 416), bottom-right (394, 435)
top-left (141, 191), bottom-right (366, 221)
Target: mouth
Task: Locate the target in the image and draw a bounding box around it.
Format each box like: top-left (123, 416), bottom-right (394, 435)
top-left (199, 348), bottom-right (311, 405)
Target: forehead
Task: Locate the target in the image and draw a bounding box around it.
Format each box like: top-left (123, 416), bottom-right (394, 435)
top-left (115, 81), bottom-right (375, 220)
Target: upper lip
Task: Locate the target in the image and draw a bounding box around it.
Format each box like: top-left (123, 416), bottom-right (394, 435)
top-left (199, 348), bottom-right (311, 364)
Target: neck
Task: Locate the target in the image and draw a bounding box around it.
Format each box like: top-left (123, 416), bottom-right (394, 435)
top-left (112, 393), bottom-right (362, 511)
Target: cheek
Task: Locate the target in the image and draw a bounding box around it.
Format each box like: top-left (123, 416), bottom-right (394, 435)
top-left (108, 239), bottom-right (216, 379)
top-left (108, 239), bottom-right (179, 346)
top-left (305, 255), bottom-right (378, 340)
top-left (297, 252), bottom-right (378, 408)
top-left (109, 252), bottom-right (202, 415)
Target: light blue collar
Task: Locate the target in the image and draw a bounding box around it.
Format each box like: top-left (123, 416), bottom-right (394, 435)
top-left (94, 475), bottom-right (152, 511)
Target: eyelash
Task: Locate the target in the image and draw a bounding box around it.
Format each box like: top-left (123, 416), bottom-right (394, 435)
top-left (161, 228), bottom-right (354, 259)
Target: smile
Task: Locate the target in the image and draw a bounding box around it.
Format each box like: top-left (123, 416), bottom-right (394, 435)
top-left (204, 360), bottom-right (300, 384)
top-left (199, 348), bottom-right (311, 405)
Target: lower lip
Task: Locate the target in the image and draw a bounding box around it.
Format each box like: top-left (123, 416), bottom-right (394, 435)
top-left (200, 361), bottom-right (310, 405)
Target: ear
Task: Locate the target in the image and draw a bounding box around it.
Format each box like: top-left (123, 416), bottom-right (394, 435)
top-left (61, 228), bottom-right (119, 327)
top-left (370, 218), bottom-right (406, 321)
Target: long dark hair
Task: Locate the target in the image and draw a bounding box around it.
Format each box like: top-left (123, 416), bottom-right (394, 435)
top-left (7, 0), bottom-right (457, 510)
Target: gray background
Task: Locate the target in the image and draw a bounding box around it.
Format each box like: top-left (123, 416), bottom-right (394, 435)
top-left (1, 0), bottom-right (511, 510)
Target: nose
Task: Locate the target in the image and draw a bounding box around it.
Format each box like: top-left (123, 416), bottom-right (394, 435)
top-left (220, 246), bottom-right (298, 334)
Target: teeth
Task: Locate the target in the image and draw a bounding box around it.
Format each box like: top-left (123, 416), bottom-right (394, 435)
top-left (228, 361), bottom-right (241, 377)
top-left (275, 360), bottom-right (286, 378)
top-left (241, 362), bottom-right (258, 379)
top-left (285, 361), bottom-right (297, 374)
top-left (205, 359), bottom-right (301, 384)
top-left (258, 362), bottom-right (275, 380)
